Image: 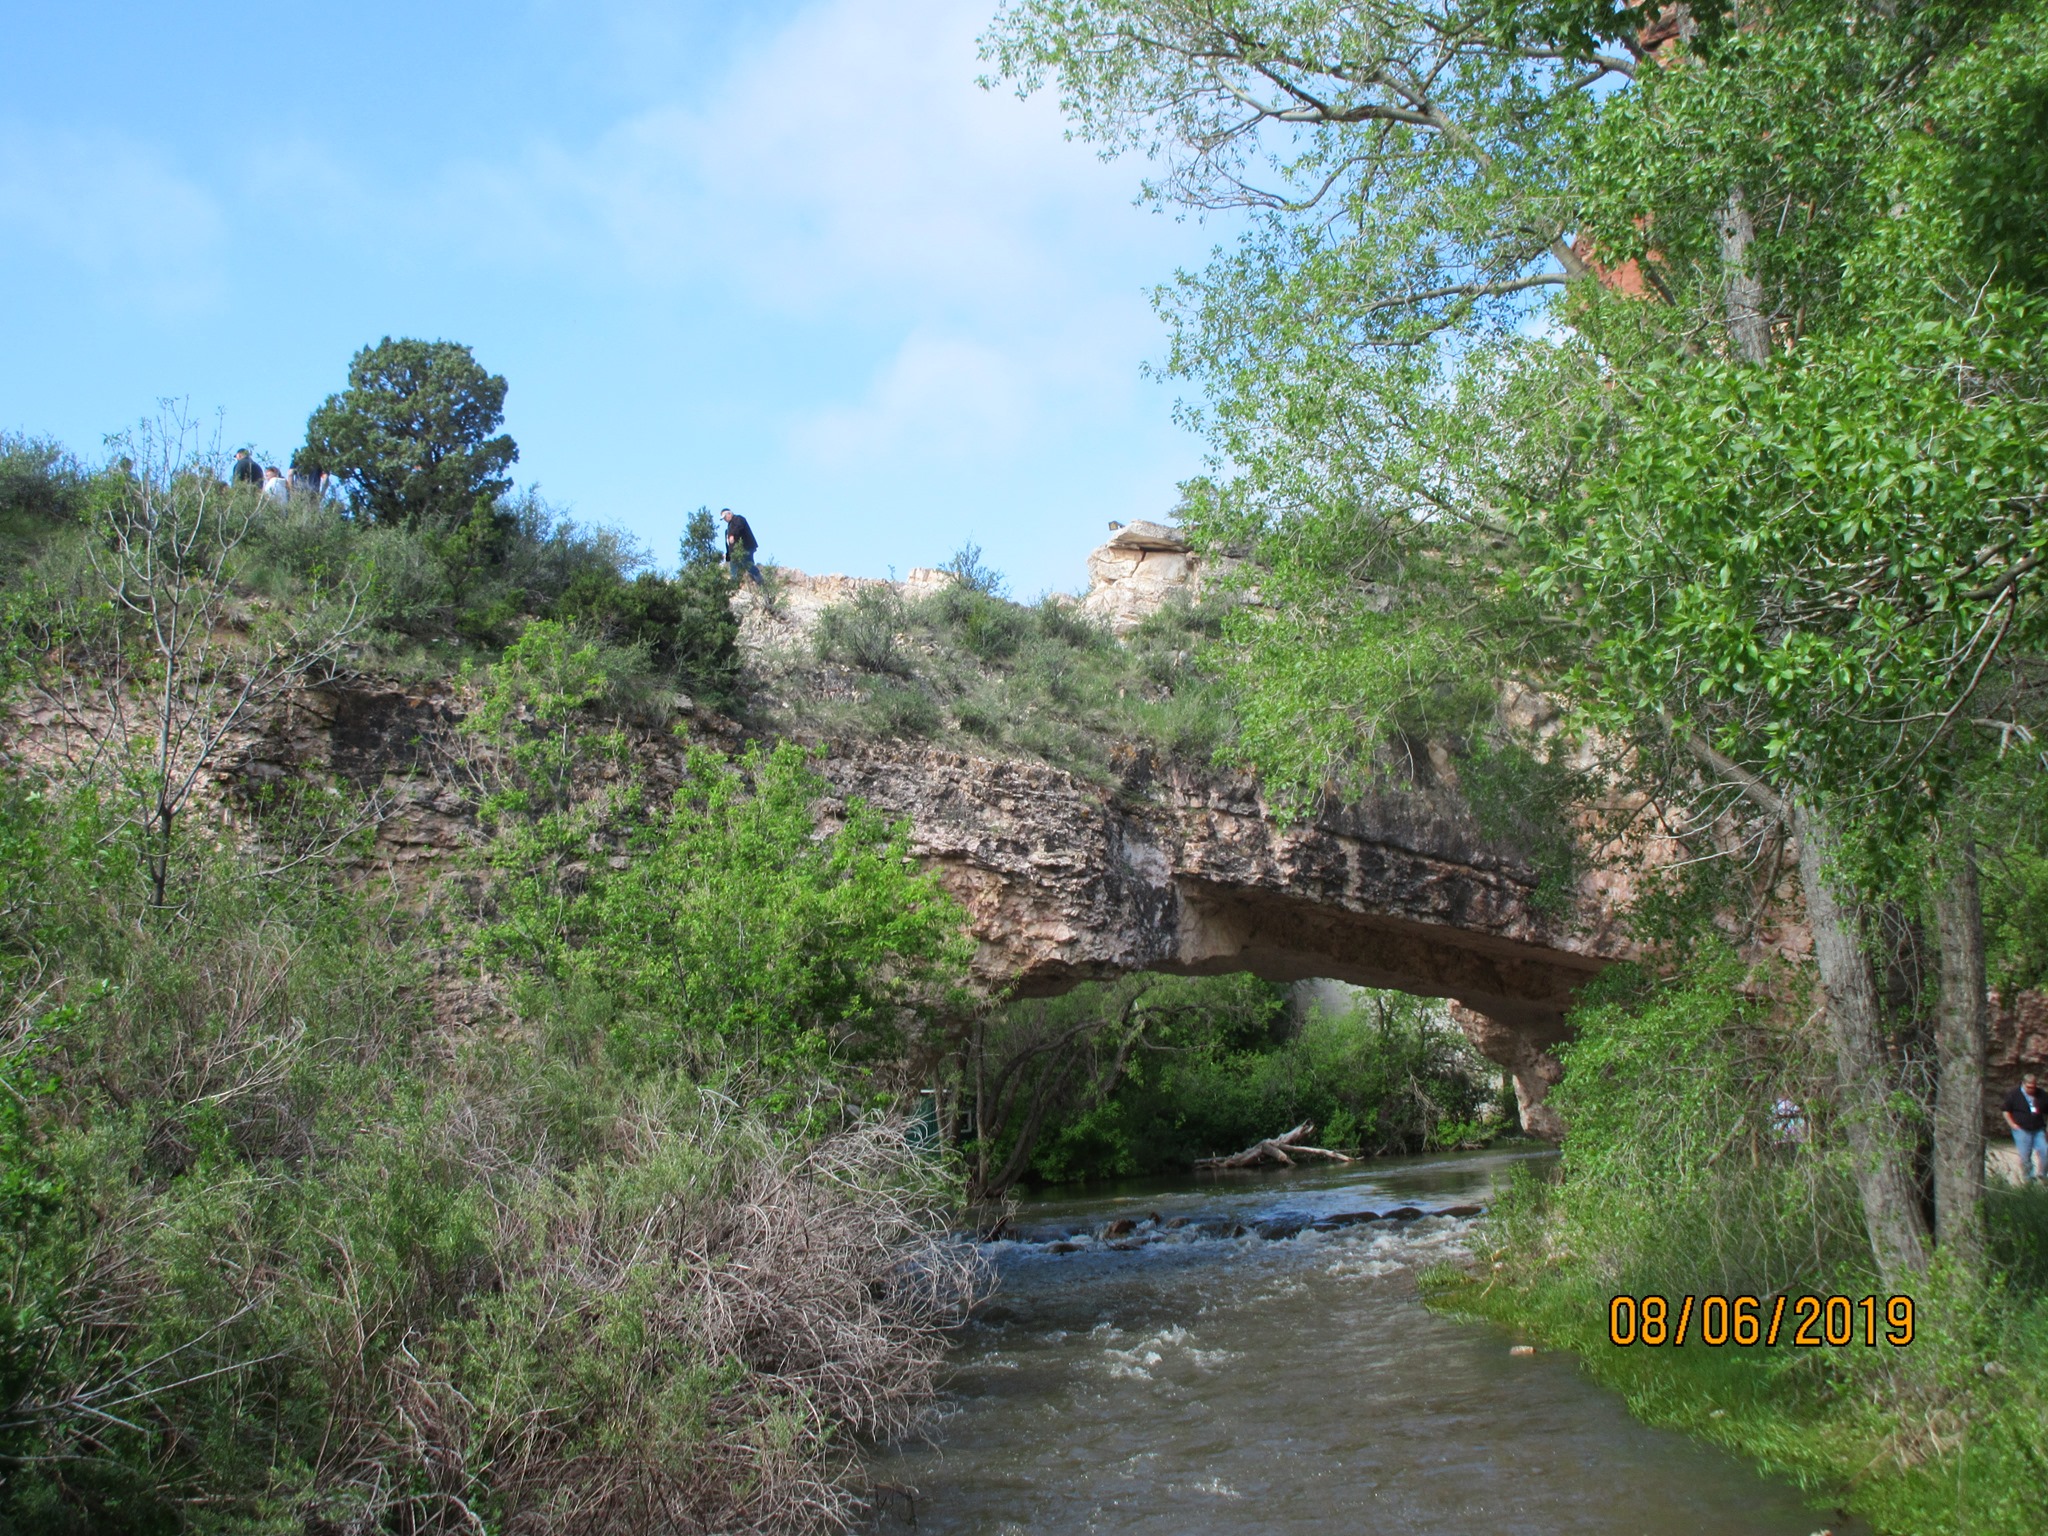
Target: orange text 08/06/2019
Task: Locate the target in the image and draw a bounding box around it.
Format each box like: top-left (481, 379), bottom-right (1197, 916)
top-left (1606, 1294), bottom-right (1916, 1348)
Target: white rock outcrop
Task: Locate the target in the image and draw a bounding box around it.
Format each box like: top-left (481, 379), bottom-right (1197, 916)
top-left (1077, 520), bottom-right (1205, 634)
top-left (733, 521), bottom-right (1210, 653)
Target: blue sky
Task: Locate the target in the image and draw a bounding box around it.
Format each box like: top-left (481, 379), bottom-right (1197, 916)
top-left (0, 0), bottom-right (1219, 596)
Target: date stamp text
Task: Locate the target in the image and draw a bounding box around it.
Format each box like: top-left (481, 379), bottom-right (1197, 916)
top-left (1606, 1294), bottom-right (1915, 1348)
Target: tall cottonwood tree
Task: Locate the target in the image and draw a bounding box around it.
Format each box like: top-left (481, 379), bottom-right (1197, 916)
top-left (986, 0), bottom-right (2048, 1284)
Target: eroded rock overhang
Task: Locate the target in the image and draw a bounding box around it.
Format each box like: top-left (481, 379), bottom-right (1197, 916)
top-left (819, 741), bottom-right (1629, 1135)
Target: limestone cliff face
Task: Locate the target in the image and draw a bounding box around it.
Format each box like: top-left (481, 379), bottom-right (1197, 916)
top-left (18, 670), bottom-right (2045, 1140)
top-left (731, 519), bottom-right (1213, 655)
top-left (21, 522), bottom-right (2038, 1142)
top-left (159, 678), bottom-right (1621, 1134)
top-left (817, 741), bottom-right (1617, 1022)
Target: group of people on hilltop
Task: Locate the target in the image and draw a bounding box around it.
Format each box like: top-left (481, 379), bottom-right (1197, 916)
top-left (228, 453), bottom-right (766, 589)
top-left (231, 447), bottom-right (332, 507)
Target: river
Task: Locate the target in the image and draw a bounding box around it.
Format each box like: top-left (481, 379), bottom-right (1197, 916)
top-left (872, 1147), bottom-right (1856, 1535)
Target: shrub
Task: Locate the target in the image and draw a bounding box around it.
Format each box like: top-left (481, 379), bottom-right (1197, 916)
top-left (0, 435), bottom-right (91, 534)
top-left (815, 589), bottom-right (912, 677)
top-left (1539, 955), bottom-right (1868, 1298)
top-left (923, 586), bottom-right (1031, 662)
top-left (557, 573), bottom-right (741, 704)
top-left (857, 681), bottom-right (943, 739)
top-left (0, 771), bottom-right (981, 1534)
top-left (464, 645), bottom-right (974, 1083)
top-left (774, 574), bottom-right (1238, 778)
top-left (550, 515), bottom-right (739, 706)
top-left (940, 541), bottom-right (1008, 599)
top-left (1030, 594), bottom-right (1109, 650)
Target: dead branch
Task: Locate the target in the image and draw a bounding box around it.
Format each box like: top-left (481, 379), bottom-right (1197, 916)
top-left (1196, 1121), bottom-right (1355, 1169)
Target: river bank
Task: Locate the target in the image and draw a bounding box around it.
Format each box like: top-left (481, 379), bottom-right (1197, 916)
top-left (870, 1149), bottom-right (1863, 1535)
top-left (1429, 1175), bottom-right (2048, 1536)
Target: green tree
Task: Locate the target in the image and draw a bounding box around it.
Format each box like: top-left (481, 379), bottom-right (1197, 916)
top-left (463, 629), bottom-right (972, 1081)
top-left (549, 508), bottom-right (742, 703)
top-left (302, 337), bottom-right (518, 526)
top-left (575, 741), bottom-right (974, 1078)
top-left (1510, 2), bottom-right (2048, 1275)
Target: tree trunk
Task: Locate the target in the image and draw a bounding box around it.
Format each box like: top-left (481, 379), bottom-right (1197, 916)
top-left (1932, 831), bottom-right (1988, 1261)
top-left (1717, 186), bottom-right (1773, 364)
top-left (1794, 803), bottom-right (1930, 1286)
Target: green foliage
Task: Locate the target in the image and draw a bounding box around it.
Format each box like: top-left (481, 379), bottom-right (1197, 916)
top-left (970, 977), bottom-right (1504, 1188)
top-left (552, 508), bottom-right (741, 704)
top-left (218, 470), bottom-right (723, 691)
top-left (1986, 1183), bottom-right (2048, 1294)
top-left (0, 762), bottom-right (975, 1533)
top-left (857, 679), bottom-right (944, 738)
top-left (301, 336), bottom-right (519, 527)
top-left (0, 434), bottom-right (92, 539)
top-left (1985, 843), bottom-right (2048, 995)
top-left (466, 620), bottom-right (628, 819)
top-left (564, 742), bottom-right (973, 1078)
top-left (782, 579), bottom-right (1238, 775)
top-left (940, 541), bottom-right (1008, 600)
top-left (463, 638), bottom-right (973, 1083)
top-left (815, 587), bottom-right (915, 677)
top-left (1522, 300), bottom-right (2048, 820)
top-left (1542, 953), bottom-right (1868, 1297)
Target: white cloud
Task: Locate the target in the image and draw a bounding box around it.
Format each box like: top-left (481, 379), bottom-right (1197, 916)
top-left (422, 0), bottom-right (1209, 551)
top-left (0, 125), bottom-right (225, 314)
top-left (792, 330), bottom-right (1031, 466)
top-left (436, 0), bottom-right (1174, 309)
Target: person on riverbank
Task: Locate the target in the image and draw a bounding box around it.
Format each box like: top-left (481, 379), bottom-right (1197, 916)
top-left (721, 507), bottom-right (762, 586)
top-left (2005, 1070), bottom-right (2047, 1181)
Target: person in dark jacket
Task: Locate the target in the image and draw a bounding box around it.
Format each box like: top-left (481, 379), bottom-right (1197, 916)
top-left (720, 508), bottom-right (762, 586)
top-left (231, 448), bottom-right (262, 487)
top-left (289, 452), bottom-right (333, 505)
top-left (2005, 1071), bottom-right (2047, 1182)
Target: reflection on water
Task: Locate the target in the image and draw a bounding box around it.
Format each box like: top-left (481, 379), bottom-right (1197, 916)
top-left (871, 1148), bottom-right (1852, 1536)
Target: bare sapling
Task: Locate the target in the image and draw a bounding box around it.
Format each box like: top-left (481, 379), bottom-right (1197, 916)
top-left (19, 407), bottom-right (367, 908)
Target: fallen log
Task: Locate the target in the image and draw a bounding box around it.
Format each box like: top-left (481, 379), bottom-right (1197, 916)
top-left (1195, 1121), bottom-right (1355, 1170)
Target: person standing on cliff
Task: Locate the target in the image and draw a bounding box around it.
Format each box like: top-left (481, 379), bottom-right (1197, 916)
top-left (2005, 1070), bottom-right (2048, 1182)
top-left (289, 452), bottom-right (333, 505)
top-left (231, 448), bottom-right (262, 488)
top-left (720, 507), bottom-right (761, 586)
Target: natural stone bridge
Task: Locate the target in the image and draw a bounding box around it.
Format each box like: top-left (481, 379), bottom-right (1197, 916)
top-left (820, 741), bottom-right (1630, 1138)
top-left (221, 685), bottom-right (1637, 1138)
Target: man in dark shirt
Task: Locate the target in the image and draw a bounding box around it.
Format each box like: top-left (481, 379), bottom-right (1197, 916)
top-left (231, 448), bottom-right (262, 487)
top-left (720, 508), bottom-right (762, 586)
top-left (2004, 1071), bottom-right (2047, 1182)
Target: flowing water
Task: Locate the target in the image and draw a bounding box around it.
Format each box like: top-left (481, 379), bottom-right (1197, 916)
top-left (872, 1148), bottom-right (1855, 1536)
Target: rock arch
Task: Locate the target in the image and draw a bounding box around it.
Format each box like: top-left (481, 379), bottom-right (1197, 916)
top-left (819, 741), bottom-right (1633, 1138)
top-left (196, 684), bottom-right (1632, 1139)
